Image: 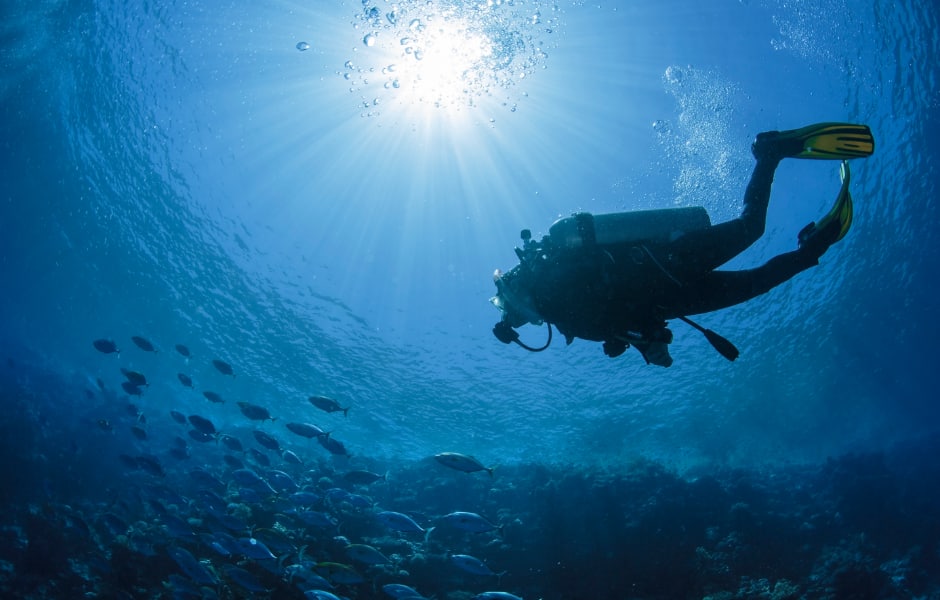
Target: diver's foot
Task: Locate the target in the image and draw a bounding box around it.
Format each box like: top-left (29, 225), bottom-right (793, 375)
top-left (635, 341), bottom-right (673, 367)
top-left (753, 123), bottom-right (875, 161)
top-left (633, 328), bottom-right (674, 367)
top-left (798, 160), bottom-right (853, 259)
top-left (751, 130), bottom-right (802, 162)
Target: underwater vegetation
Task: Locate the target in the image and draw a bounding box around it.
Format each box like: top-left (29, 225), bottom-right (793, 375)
top-left (1, 346), bottom-right (939, 600)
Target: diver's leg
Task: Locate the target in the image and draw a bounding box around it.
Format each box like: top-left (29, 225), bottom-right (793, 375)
top-left (664, 248), bottom-right (817, 317)
top-left (657, 156), bottom-right (781, 280)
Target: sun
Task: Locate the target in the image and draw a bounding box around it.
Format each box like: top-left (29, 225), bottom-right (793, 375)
top-left (402, 13), bottom-right (495, 107)
top-left (345, 0), bottom-right (558, 115)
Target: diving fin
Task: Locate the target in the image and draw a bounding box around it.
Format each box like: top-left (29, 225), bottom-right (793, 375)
top-left (753, 122), bottom-right (874, 160)
top-left (798, 160), bottom-right (853, 255)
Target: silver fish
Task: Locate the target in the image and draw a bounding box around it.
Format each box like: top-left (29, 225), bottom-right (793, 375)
top-left (450, 553), bottom-right (501, 576)
top-left (286, 422), bottom-right (328, 439)
top-left (376, 511), bottom-right (424, 533)
top-left (308, 395), bottom-right (350, 417)
top-left (439, 511), bottom-right (500, 533)
top-left (345, 543), bottom-right (389, 565)
top-left (434, 452), bottom-right (494, 476)
top-left (239, 401), bottom-right (275, 422)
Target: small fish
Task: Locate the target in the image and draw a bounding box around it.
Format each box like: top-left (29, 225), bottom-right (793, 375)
top-left (220, 434), bottom-right (244, 452)
top-left (295, 510), bottom-right (337, 529)
top-left (212, 359), bottom-right (235, 377)
top-left (282, 449), bottom-right (303, 465)
top-left (130, 425), bottom-right (148, 441)
top-left (344, 493), bottom-right (373, 509)
top-left (239, 401), bottom-right (275, 422)
top-left (286, 422), bottom-right (328, 439)
top-left (223, 564), bottom-right (266, 592)
top-left (188, 430), bottom-right (215, 443)
top-left (135, 454), bottom-right (165, 477)
top-left (177, 373), bottom-right (194, 388)
top-left (175, 344), bottom-right (191, 357)
top-left (450, 554), bottom-right (501, 577)
top-left (188, 415), bottom-right (217, 436)
top-left (289, 490), bottom-right (320, 507)
top-left (120, 368), bottom-right (148, 387)
top-left (125, 403), bottom-right (141, 418)
top-left (383, 583), bottom-right (427, 599)
top-left (204, 531), bottom-right (239, 556)
top-left (206, 539), bottom-right (231, 557)
top-left (236, 537), bottom-right (276, 560)
top-left (439, 511), bottom-right (501, 534)
top-left (326, 488), bottom-right (350, 504)
top-left (266, 470), bottom-right (299, 494)
top-left (121, 381), bottom-right (143, 397)
top-left (169, 410), bottom-right (187, 425)
top-left (252, 430), bottom-right (281, 452)
top-left (342, 470), bottom-right (385, 485)
top-left (308, 395), bottom-right (349, 417)
top-left (305, 591), bottom-right (343, 600)
top-left (231, 468), bottom-right (277, 495)
top-left (288, 567), bottom-right (334, 590)
top-left (97, 419), bottom-right (113, 431)
top-left (473, 593), bottom-right (523, 600)
top-left (248, 448), bottom-right (272, 467)
top-left (253, 528), bottom-right (295, 554)
top-left (93, 339), bottom-right (120, 354)
top-left (345, 543), bottom-right (389, 565)
top-left (214, 513), bottom-right (250, 533)
top-left (163, 514), bottom-right (194, 538)
top-left (168, 546), bottom-right (217, 585)
top-left (376, 511), bottom-right (424, 533)
top-left (131, 336), bottom-right (157, 352)
top-left (434, 452), bottom-right (495, 477)
top-left (318, 435), bottom-right (349, 456)
top-left (203, 390), bottom-right (224, 404)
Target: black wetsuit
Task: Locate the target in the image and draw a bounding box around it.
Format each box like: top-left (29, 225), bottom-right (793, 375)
top-left (519, 157), bottom-right (820, 347)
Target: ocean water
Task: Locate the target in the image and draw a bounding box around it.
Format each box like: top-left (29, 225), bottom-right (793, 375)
top-left (1, 0), bottom-right (939, 598)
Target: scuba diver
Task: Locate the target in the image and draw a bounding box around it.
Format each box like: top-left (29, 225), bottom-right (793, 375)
top-left (490, 122), bottom-right (875, 367)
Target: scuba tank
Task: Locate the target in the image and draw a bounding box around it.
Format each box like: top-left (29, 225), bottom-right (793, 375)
top-left (493, 207), bottom-right (739, 363)
top-left (547, 207), bottom-right (711, 249)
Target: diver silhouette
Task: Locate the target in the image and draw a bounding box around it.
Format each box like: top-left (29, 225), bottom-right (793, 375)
top-left (491, 122), bottom-right (874, 366)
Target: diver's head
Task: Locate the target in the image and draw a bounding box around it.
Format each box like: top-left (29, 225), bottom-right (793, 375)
top-left (490, 268), bottom-right (543, 328)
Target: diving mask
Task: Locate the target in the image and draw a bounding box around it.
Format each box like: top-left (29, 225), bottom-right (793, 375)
top-left (491, 269), bottom-right (543, 328)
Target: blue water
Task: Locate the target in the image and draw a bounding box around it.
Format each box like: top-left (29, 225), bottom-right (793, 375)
top-left (2, 0), bottom-right (939, 598)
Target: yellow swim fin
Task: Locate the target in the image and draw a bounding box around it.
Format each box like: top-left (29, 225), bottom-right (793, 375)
top-left (798, 160), bottom-right (854, 253)
top-left (754, 122), bottom-right (875, 160)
